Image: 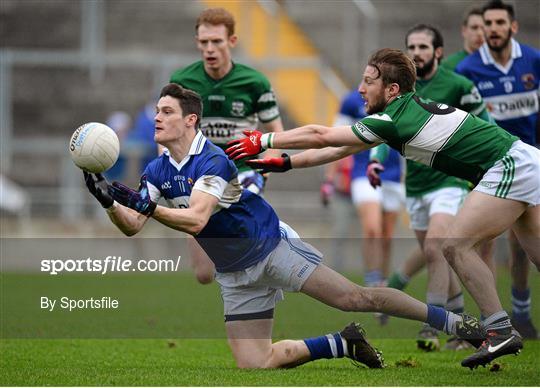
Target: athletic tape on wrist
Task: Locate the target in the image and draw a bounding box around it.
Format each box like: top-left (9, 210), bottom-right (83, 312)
top-left (260, 133), bottom-right (274, 150)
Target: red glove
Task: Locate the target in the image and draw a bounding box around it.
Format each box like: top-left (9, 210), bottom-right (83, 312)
top-left (226, 130), bottom-right (264, 160)
top-left (245, 153), bottom-right (292, 174)
top-left (366, 161), bottom-right (384, 188)
top-left (320, 180), bottom-right (334, 207)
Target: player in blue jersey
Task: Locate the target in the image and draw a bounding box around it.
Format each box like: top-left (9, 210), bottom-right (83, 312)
top-left (456, 0), bottom-right (540, 339)
top-left (83, 83), bottom-right (483, 369)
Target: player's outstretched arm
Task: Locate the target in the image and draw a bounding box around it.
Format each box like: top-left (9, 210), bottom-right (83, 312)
top-left (226, 125), bottom-right (366, 160)
top-left (152, 189), bottom-right (219, 236)
top-left (246, 144), bottom-right (367, 174)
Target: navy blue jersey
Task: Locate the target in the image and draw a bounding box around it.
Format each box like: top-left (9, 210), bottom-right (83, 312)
top-left (456, 40), bottom-right (540, 145)
top-left (144, 131), bottom-right (280, 272)
top-left (335, 90), bottom-right (402, 182)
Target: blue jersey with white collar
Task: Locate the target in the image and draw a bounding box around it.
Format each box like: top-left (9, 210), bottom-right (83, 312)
top-left (144, 131), bottom-right (280, 273)
top-left (335, 90), bottom-right (402, 182)
top-left (456, 39), bottom-right (540, 145)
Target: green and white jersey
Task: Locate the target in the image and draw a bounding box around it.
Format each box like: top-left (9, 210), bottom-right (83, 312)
top-left (352, 91), bottom-right (518, 186)
top-left (441, 49), bottom-right (469, 72)
top-left (406, 67), bottom-right (487, 196)
top-left (170, 61), bottom-right (280, 171)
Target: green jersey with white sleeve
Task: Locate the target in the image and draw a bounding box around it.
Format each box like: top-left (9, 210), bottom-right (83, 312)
top-left (170, 61), bottom-right (280, 171)
top-left (352, 91), bottom-right (518, 185)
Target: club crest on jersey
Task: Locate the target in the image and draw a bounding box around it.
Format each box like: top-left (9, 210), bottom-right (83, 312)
top-left (231, 101), bottom-right (245, 117)
top-left (521, 73), bottom-right (536, 90)
top-left (188, 177), bottom-right (194, 186)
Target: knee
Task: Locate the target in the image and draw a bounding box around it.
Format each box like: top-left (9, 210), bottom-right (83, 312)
top-left (363, 226), bottom-right (382, 239)
top-left (441, 239), bottom-right (464, 268)
top-left (423, 240), bottom-right (445, 264)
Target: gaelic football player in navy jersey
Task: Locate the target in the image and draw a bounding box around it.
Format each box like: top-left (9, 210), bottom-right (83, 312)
top-left (83, 83), bottom-right (482, 369)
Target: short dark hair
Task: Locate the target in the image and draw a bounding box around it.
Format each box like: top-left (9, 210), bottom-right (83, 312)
top-left (159, 84), bottom-right (202, 129)
top-left (405, 24), bottom-right (444, 49)
top-left (367, 48), bottom-right (416, 94)
top-left (482, 0), bottom-right (515, 21)
top-left (463, 6), bottom-right (483, 26)
top-left (196, 8), bottom-right (235, 36)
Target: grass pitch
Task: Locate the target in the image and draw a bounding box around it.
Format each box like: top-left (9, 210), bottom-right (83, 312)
top-left (1, 269), bottom-right (538, 386)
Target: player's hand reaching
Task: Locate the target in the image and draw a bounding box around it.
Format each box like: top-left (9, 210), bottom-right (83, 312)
top-left (84, 171), bottom-right (114, 208)
top-left (107, 175), bottom-right (157, 216)
top-left (226, 130), bottom-right (264, 160)
top-left (245, 153), bottom-right (292, 174)
top-left (366, 161), bottom-right (384, 188)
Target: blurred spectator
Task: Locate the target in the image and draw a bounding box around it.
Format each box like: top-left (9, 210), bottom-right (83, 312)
top-left (103, 110), bottom-right (131, 181)
top-left (0, 174), bottom-right (29, 214)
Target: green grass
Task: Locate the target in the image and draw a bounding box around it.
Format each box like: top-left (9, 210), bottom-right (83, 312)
top-left (1, 269), bottom-right (539, 386)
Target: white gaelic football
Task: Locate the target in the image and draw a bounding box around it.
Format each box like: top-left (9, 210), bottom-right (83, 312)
top-left (69, 122), bottom-right (120, 173)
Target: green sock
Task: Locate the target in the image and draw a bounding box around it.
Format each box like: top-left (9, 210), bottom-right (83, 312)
top-left (387, 271), bottom-right (409, 291)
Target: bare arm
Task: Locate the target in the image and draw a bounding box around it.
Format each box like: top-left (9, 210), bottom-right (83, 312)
top-left (290, 143), bottom-right (370, 169)
top-left (152, 189), bottom-right (219, 236)
top-left (272, 124), bottom-right (363, 149)
top-left (106, 203), bottom-right (150, 236)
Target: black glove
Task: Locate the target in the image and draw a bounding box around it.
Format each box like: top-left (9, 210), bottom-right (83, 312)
top-left (84, 172), bottom-right (114, 208)
top-left (108, 175), bottom-right (157, 216)
top-left (245, 153), bottom-right (292, 174)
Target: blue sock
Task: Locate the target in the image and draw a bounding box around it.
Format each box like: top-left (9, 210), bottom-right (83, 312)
top-left (364, 270), bottom-right (383, 287)
top-left (426, 304), bottom-right (461, 335)
top-left (304, 333), bottom-right (345, 360)
top-left (511, 287), bottom-right (531, 323)
top-left (426, 304), bottom-right (447, 331)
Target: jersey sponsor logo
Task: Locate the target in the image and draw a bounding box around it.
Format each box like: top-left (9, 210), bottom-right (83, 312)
top-left (201, 122), bottom-right (236, 139)
top-left (478, 81), bottom-right (495, 90)
top-left (521, 73), bottom-right (536, 90)
top-left (231, 101), bottom-right (245, 117)
top-left (484, 90), bottom-right (539, 120)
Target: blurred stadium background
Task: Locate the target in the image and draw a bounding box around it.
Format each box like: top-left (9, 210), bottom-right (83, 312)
top-left (1, 0), bottom-right (539, 269)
